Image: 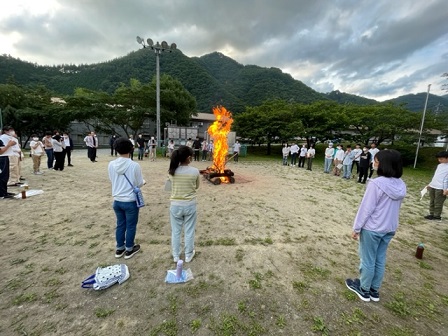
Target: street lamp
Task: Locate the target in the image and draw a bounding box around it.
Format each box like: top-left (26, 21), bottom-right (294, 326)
top-left (413, 84), bottom-right (431, 169)
top-left (136, 36), bottom-right (177, 149)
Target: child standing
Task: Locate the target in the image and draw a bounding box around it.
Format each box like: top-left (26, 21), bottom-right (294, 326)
top-left (357, 147), bottom-right (371, 184)
top-left (425, 151), bottom-right (448, 220)
top-left (30, 134), bottom-right (44, 175)
top-left (346, 149), bottom-right (406, 302)
top-left (168, 145), bottom-right (200, 263)
top-left (282, 144), bottom-right (290, 166)
top-left (108, 138), bottom-right (145, 259)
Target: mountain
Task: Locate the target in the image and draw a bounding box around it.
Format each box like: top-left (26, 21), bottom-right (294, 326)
top-left (385, 93), bottom-right (448, 113)
top-left (0, 51), bottom-right (325, 114)
top-left (1, 52), bottom-right (447, 114)
top-left (322, 90), bottom-right (378, 105)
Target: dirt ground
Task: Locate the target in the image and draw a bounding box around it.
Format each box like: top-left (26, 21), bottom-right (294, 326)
top-left (1, 148), bottom-right (447, 336)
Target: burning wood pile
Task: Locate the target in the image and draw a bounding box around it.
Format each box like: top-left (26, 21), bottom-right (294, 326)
top-left (200, 106), bottom-right (235, 185)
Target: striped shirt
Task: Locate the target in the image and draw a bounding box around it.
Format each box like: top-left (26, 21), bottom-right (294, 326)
top-left (169, 165), bottom-right (200, 204)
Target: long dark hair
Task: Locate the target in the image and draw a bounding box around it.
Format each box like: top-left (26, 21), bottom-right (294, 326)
top-left (169, 145), bottom-right (193, 176)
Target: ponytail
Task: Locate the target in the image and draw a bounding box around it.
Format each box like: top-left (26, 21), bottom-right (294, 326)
top-left (168, 145), bottom-right (193, 175)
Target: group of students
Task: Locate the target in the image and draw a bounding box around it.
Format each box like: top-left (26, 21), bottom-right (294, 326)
top-left (108, 138), bottom-right (200, 262)
top-left (282, 142), bottom-right (380, 183)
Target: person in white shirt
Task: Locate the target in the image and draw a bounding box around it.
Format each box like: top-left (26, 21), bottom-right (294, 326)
top-left (298, 144), bottom-right (308, 168)
top-left (333, 145), bottom-right (345, 176)
top-left (84, 131), bottom-right (98, 162)
top-left (62, 132), bottom-right (74, 167)
top-left (324, 143), bottom-right (334, 173)
top-left (306, 145), bottom-right (316, 171)
top-left (3, 127), bottom-right (22, 186)
top-left (0, 126), bottom-right (17, 198)
top-left (290, 143), bottom-right (299, 166)
top-left (233, 141), bottom-right (241, 162)
top-left (368, 143), bottom-right (380, 179)
top-left (425, 151), bottom-right (448, 220)
top-left (351, 144), bottom-right (362, 176)
top-left (30, 134), bottom-right (44, 175)
top-left (282, 144), bottom-right (290, 166)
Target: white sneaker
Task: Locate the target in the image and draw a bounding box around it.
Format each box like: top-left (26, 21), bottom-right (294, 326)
top-left (173, 256), bottom-right (179, 263)
top-left (185, 250), bottom-right (195, 263)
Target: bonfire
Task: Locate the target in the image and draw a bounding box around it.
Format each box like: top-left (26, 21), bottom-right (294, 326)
top-left (200, 106), bottom-right (235, 184)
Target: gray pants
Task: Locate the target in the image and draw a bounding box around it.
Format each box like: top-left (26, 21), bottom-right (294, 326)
top-left (428, 187), bottom-right (446, 217)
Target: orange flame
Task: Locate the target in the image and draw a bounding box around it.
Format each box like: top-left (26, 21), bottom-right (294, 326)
top-left (208, 106), bottom-right (233, 173)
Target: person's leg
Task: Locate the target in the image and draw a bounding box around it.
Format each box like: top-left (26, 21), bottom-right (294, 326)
top-left (123, 201), bottom-right (139, 250)
top-left (66, 148), bottom-right (72, 165)
top-left (113, 201), bottom-right (126, 250)
top-left (183, 203), bottom-right (197, 260)
top-left (87, 147), bottom-right (93, 161)
top-left (110, 145), bottom-right (114, 156)
top-left (0, 156), bottom-right (9, 197)
top-left (170, 204), bottom-right (184, 259)
top-left (428, 187), bottom-right (436, 215)
top-left (371, 232), bottom-right (395, 291)
top-left (368, 162), bottom-right (374, 178)
top-left (359, 229), bottom-right (382, 291)
top-left (8, 156), bottom-right (19, 184)
top-left (433, 189), bottom-right (446, 217)
top-left (309, 158), bottom-right (313, 171)
top-left (32, 154), bottom-right (39, 173)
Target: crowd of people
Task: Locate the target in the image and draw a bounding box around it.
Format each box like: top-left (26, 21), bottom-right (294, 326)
top-left (283, 142), bottom-right (380, 184)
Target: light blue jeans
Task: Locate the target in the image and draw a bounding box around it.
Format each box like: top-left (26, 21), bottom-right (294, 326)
top-left (170, 202), bottom-right (197, 260)
top-left (324, 158), bottom-right (332, 173)
top-left (359, 229), bottom-right (395, 291)
top-left (113, 200), bottom-right (139, 251)
top-left (343, 164), bottom-right (352, 178)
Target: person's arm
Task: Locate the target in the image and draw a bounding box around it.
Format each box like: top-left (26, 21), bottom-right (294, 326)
top-left (352, 181), bottom-right (380, 237)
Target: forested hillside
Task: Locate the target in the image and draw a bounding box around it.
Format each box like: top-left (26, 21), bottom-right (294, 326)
top-left (1, 52), bottom-right (446, 114)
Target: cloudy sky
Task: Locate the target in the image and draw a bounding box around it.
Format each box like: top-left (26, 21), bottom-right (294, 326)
top-left (1, 0), bottom-right (447, 101)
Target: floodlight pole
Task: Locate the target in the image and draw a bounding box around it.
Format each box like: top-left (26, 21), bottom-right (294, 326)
top-left (413, 84), bottom-right (431, 169)
top-left (136, 37), bottom-right (177, 149)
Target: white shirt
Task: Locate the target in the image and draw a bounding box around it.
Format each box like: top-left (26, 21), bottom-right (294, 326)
top-left (233, 142), bottom-right (241, 153)
top-left (0, 134), bottom-right (15, 157)
top-left (299, 147), bottom-right (308, 157)
top-left (369, 148), bottom-right (380, 162)
top-left (290, 144), bottom-right (299, 154)
top-left (352, 148), bottom-right (362, 162)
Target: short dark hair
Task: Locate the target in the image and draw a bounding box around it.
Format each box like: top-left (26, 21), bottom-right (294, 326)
top-left (114, 137), bottom-right (134, 154)
top-left (376, 149), bottom-right (403, 178)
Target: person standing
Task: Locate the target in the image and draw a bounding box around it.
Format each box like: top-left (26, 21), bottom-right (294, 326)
top-left (84, 131), bottom-right (98, 162)
top-left (208, 140), bottom-right (214, 161)
top-left (43, 131), bottom-right (54, 169)
top-left (186, 138), bottom-right (193, 148)
top-left (333, 145), bottom-right (344, 176)
top-left (306, 145), bottom-right (315, 171)
top-left (5, 127), bottom-right (22, 186)
top-left (109, 135), bottom-right (117, 156)
top-left (128, 135), bottom-right (135, 161)
top-left (424, 151), bottom-right (448, 220)
top-left (290, 143), bottom-right (299, 166)
top-left (298, 144), bottom-right (307, 168)
top-left (108, 137), bottom-right (145, 260)
top-left (324, 143), bottom-right (334, 173)
top-left (201, 140), bottom-right (208, 161)
top-left (52, 135), bottom-right (66, 171)
top-left (0, 128), bottom-right (16, 199)
top-left (351, 144), bottom-right (362, 177)
top-left (168, 139), bottom-right (175, 158)
top-left (346, 149), bottom-right (406, 302)
top-left (342, 145), bottom-right (355, 179)
top-left (358, 147), bottom-right (371, 184)
top-left (136, 134), bottom-right (145, 161)
top-left (192, 137), bottom-right (201, 162)
top-left (63, 132), bottom-right (74, 167)
top-left (282, 144), bottom-right (290, 166)
top-left (168, 145), bottom-right (200, 263)
top-left (30, 134), bottom-right (44, 175)
top-left (233, 141), bottom-right (241, 162)
top-left (148, 136), bottom-right (156, 161)
top-left (368, 143), bottom-right (380, 179)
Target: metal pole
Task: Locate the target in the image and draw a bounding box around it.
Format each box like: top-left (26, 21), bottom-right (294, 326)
top-left (413, 84), bottom-right (431, 168)
top-left (156, 50), bottom-right (161, 149)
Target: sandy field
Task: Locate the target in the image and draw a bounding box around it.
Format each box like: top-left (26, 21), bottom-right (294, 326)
top-left (0, 148), bottom-right (447, 335)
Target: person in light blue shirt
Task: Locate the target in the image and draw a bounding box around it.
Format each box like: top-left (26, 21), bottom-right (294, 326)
top-left (342, 145), bottom-right (355, 179)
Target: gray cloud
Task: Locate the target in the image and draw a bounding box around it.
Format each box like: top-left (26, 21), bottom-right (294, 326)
top-left (0, 0), bottom-right (446, 99)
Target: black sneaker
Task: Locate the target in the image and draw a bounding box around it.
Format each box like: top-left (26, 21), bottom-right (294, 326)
top-left (345, 278), bottom-right (370, 302)
top-left (424, 215), bottom-right (434, 220)
top-left (124, 244), bottom-right (140, 259)
top-left (115, 249), bottom-right (125, 258)
top-left (433, 216), bottom-right (442, 221)
top-left (369, 288), bottom-right (380, 302)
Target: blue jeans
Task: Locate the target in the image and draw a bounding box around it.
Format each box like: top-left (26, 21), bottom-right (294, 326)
top-left (138, 147), bottom-right (144, 160)
top-left (359, 229), bottom-right (395, 291)
top-left (343, 164), bottom-right (352, 178)
top-left (113, 200), bottom-right (139, 251)
top-left (324, 158), bottom-right (332, 173)
top-left (170, 202), bottom-right (197, 259)
top-left (45, 149), bottom-right (54, 168)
